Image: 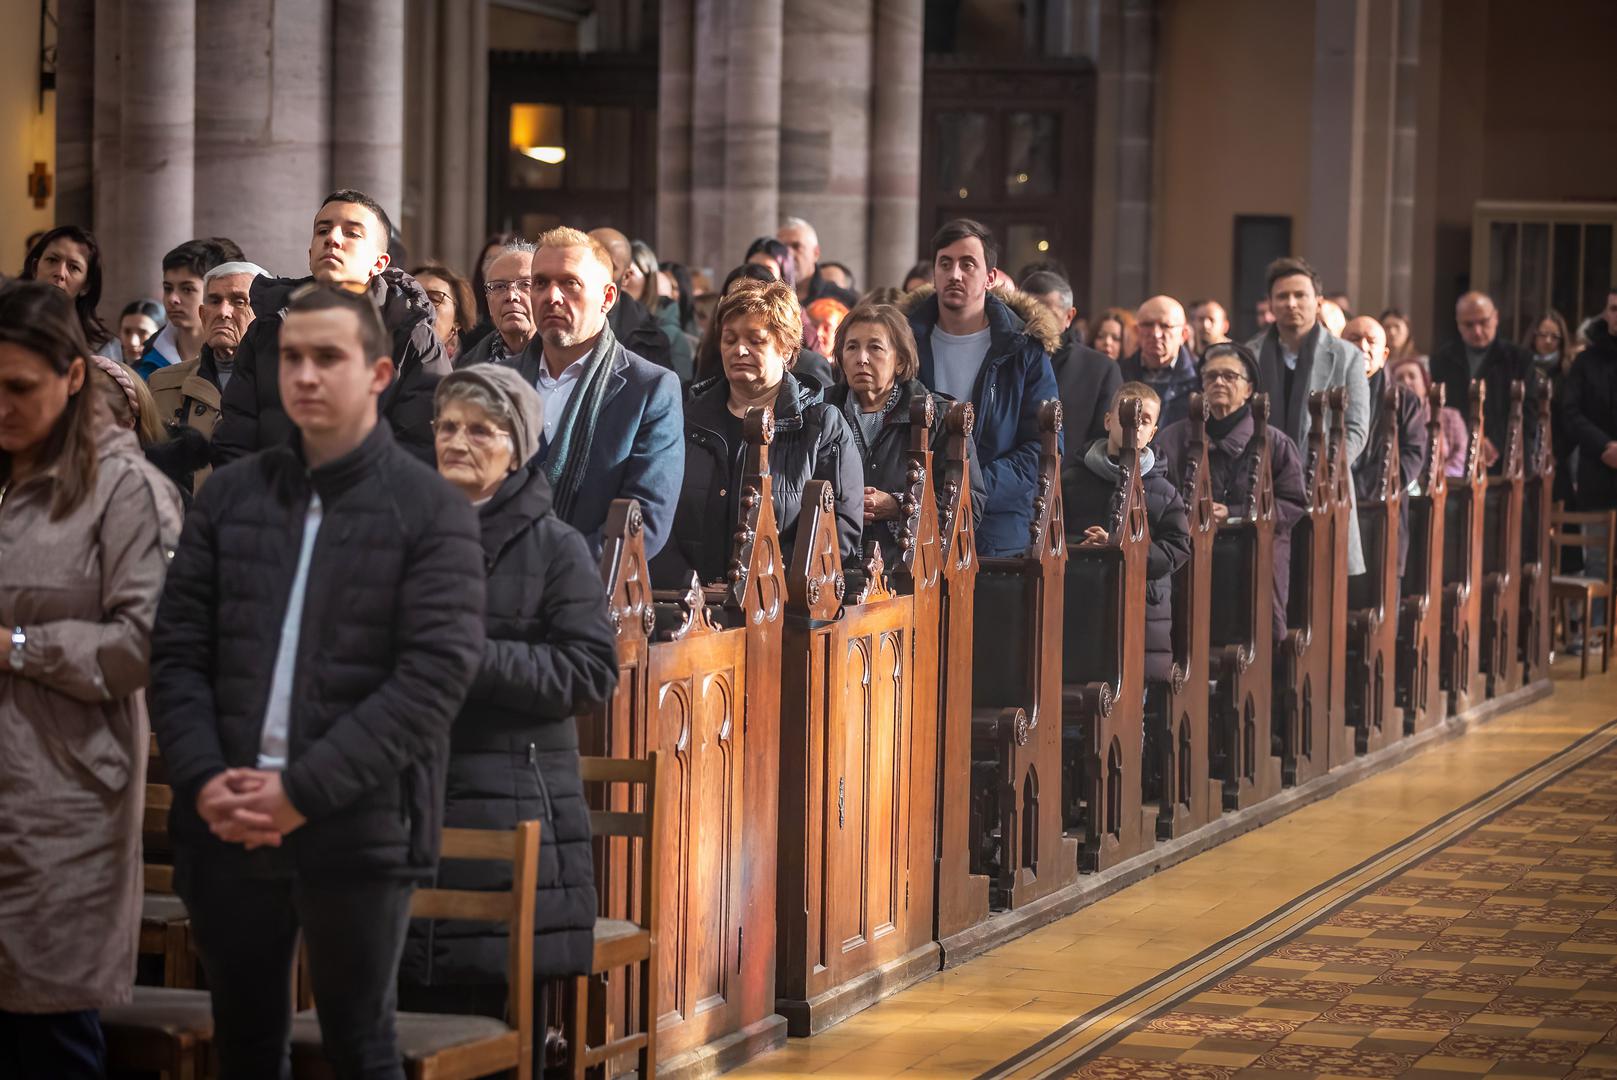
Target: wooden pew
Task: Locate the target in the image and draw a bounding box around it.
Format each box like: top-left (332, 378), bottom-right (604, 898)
top-left (1061, 397), bottom-right (1154, 873)
top-left (584, 409), bottom-right (787, 1073)
top-left (1480, 380), bottom-right (1526, 698)
top-left (1208, 394), bottom-right (1282, 811)
top-left (1275, 391), bottom-right (1337, 786)
top-left (1440, 382), bottom-right (1487, 717)
top-left (970, 400), bottom-right (1078, 908)
top-left (1345, 381), bottom-right (1405, 754)
top-left (1324, 388), bottom-right (1355, 768)
top-left (1397, 383), bottom-right (1449, 735)
top-left (931, 404), bottom-right (993, 942)
top-left (774, 401), bottom-right (943, 1034)
top-left (1519, 375), bottom-right (1555, 685)
top-left (1156, 395), bottom-right (1222, 840)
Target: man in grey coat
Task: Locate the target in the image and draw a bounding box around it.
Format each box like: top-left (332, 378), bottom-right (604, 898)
top-left (1247, 256), bottom-right (1370, 574)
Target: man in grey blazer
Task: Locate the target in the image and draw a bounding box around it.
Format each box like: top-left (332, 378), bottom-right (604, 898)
top-left (1247, 256), bottom-right (1370, 575)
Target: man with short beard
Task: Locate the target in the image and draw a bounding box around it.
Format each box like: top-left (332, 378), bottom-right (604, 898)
top-left (509, 227), bottom-right (684, 558)
top-left (453, 241), bottom-right (536, 369)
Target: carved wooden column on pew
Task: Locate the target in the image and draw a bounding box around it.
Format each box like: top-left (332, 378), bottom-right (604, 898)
top-left (931, 403), bottom-right (992, 941)
top-left (1480, 381), bottom-right (1526, 698)
top-left (586, 408), bottom-right (787, 1071)
top-left (1324, 388), bottom-right (1355, 768)
top-left (1441, 383), bottom-right (1487, 717)
top-left (775, 454), bottom-right (941, 1034)
top-left (1208, 394), bottom-right (1282, 810)
top-left (1397, 383), bottom-right (1449, 734)
top-left (1276, 391), bottom-right (1337, 785)
top-left (1519, 375), bottom-right (1554, 684)
top-left (1345, 382), bottom-right (1405, 754)
top-left (970, 401), bottom-right (1078, 907)
top-left (585, 500), bottom-right (656, 761)
top-left (1062, 398), bottom-right (1154, 872)
top-left (1158, 394), bottom-right (1221, 839)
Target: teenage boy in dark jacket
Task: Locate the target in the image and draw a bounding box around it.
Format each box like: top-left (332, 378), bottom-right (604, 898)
top-left (1061, 381), bottom-right (1193, 684)
top-left (151, 285), bottom-right (486, 1080)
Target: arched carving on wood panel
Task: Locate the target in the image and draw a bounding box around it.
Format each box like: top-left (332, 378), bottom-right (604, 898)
top-left (787, 480), bottom-right (845, 620)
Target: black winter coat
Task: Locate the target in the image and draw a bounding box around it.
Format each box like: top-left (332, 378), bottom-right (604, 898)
top-left (607, 292), bottom-right (673, 374)
top-left (1061, 443), bottom-right (1192, 683)
top-left (1353, 370), bottom-right (1426, 576)
top-left (651, 370), bottom-right (863, 588)
top-left (400, 465), bottom-right (619, 985)
top-left (1430, 336), bottom-right (1537, 475)
top-left (211, 269), bottom-right (448, 468)
top-left (822, 379), bottom-right (986, 570)
top-left (150, 423), bottom-right (487, 879)
top-left (1051, 333), bottom-right (1123, 463)
top-left (1157, 407), bottom-right (1308, 645)
top-left (1560, 320), bottom-right (1617, 512)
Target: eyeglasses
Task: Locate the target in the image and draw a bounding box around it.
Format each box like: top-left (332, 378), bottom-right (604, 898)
top-left (431, 419), bottom-right (511, 448)
top-left (424, 289), bottom-right (453, 308)
top-left (1202, 369), bottom-right (1250, 385)
top-left (1137, 321), bottom-right (1185, 337)
top-left (484, 278), bottom-right (533, 296)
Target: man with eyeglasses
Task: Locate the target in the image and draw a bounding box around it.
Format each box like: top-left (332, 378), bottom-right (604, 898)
top-left (1158, 342), bottom-right (1307, 644)
top-left (1120, 295), bottom-right (1201, 430)
top-left (1429, 291), bottom-right (1536, 474)
top-left (1247, 255), bottom-right (1369, 575)
top-left (454, 241), bottom-right (537, 371)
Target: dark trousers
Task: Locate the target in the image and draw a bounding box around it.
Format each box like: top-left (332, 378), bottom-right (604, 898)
top-left (0, 1008), bottom-right (105, 1079)
top-left (175, 849), bottom-right (414, 1080)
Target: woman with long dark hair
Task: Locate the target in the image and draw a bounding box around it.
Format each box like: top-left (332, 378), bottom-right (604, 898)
top-left (20, 226), bottom-right (115, 358)
top-left (0, 281), bottom-right (182, 1074)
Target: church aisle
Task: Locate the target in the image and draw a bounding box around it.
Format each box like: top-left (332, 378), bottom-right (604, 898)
top-left (730, 660), bottom-right (1617, 1078)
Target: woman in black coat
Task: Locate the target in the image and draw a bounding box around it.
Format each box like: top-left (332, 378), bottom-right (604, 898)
top-left (399, 364), bottom-right (619, 1016)
top-left (822, 303), bottom-right (986, 570)
top-left (652, 279), bottom-right (862, 588)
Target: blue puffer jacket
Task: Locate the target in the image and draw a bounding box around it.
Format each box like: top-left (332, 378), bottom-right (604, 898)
top-left (905, 286), bottom-right (1063, 557)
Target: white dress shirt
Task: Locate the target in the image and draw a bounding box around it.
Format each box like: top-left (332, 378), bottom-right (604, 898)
top-left (535, 354), bottom-right (589, 444)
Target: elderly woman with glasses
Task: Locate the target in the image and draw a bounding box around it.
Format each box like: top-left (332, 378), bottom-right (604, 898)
top-left (401, 365), bottom-right (619, 1048)
top-left (1156, 342), bottom-right (1308, 644)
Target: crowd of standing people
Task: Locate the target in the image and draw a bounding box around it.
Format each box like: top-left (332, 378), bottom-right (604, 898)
top-left (3, 187), bottom-right (1616, 1077)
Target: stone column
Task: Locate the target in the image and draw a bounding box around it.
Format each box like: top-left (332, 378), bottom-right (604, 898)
top-left (402, 0), bottom-right (487, 272)
top-left (780, 0), bottom-right (873, 285)
top-left (331, 0), bottom-right (406, 222)
top-left (115, 0), bottom-right (195, 306)
top-left (196, 0), bottom-right (331, 276)
top-left (655, 0), bottom-right (694, 264)
top-left (868, 0), bottom-right (923, 290)
top-left (687, 0), bottom-right (732, 274)
top-left (1111, 0), bottom-right (1156, 308)
top-left (720, 0), bottom-right (783, 270)
top-left (1385, 0), bottom-right (1422, 310)
top-left (55, 0), bottom-right (95, 228)
top-left (91, 0), bottom-right (121, 280)
top-left (1307, 0), bottom-right (1368, 302)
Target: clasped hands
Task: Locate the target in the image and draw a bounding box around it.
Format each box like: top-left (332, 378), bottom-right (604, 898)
top-left (197, 769), bottom-right (307, 850)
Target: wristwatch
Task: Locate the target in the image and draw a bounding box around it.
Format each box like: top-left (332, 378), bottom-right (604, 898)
top-left (9, 627), bottom-right (25, 672)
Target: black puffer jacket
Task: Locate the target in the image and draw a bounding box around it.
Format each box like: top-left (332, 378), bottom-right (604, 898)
top-left (823, 379), bottom-right (986, 570)
top-left (1561, 319), bottom-right (1617, 512)
top-left (400, 465), bottom-right (619, 984)
top-left (211, 268), bottom-right (448, 467)
top-left (150, 423), bottom-right (486, 878)
top-left (651, 370), bottom-right (862, 588)
top-left (1353, 369), bottom-right (1426, 576)
top-left (1157, 406), bottom-right (1308, 645)
top-left (1061, 442), bottom-right (1192, 683)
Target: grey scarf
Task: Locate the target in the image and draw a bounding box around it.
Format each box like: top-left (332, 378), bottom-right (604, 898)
top-left (1083, 438), bottom-right (1155, 484)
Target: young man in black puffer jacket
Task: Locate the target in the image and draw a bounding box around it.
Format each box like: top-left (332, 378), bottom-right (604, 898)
top-left (1061, 381), bottom-right (1193, 685)
top-left (151, 285), bottom-right (486, 1080)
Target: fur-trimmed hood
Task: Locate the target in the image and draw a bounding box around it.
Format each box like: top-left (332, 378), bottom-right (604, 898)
top-left (897, 283), bottom-right (1064, 356)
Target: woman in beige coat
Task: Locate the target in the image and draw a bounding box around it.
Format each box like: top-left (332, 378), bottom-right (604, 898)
top-left (0, 281), bottom-right (182, 1075)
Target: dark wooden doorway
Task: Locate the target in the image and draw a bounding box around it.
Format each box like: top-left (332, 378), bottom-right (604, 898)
top-left (920, 57), bottom-right (1096, 307)
top-left (487, 51), bottom-right (658, 242)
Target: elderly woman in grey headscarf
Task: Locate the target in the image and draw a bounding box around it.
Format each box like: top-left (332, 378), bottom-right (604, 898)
top-left (400, 365), bottom-right (619, 1047)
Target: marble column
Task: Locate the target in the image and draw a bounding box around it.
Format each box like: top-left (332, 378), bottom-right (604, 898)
top-left (654, 0), bottom-right (694, 265)
top-left (868, 0), bottom-right (923, 290)
top-left (780, 0), bottom-right (873, 285)
top-left (720, 0), bottom-right (783, 270)
top-left (91, 0), bottom-right (120, 283)
top-left (402, 0), bottom-right (487, 273)
top-left (115, 0), bottom-right (194, 306)
top-left (54, 0), bottom-right (95, 229)
top-left (331, 0), bottom-right (405, 223)
top-left (195, 0), bottom-right (331, 276)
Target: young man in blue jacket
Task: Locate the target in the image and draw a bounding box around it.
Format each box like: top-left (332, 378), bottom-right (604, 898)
top-left (905, 219), bottom-right (1062, 556)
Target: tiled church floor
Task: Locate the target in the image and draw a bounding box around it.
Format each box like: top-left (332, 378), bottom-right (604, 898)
top-left (732, 659), bottom-right (1617, 1079)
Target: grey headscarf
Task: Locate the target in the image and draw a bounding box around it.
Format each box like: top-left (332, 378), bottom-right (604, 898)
top-left (434, 364), bottom-right (545, 466)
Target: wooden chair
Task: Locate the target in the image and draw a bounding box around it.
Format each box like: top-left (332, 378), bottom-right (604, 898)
top-left (1550, 509), bottom-right (1615, 679)
top-left (138, 782), bottom-right (197, 989)
top-left (101, 985), bottom-right (214, 1080)
top-left (569, 754), bottom-right (661, 1080)
top-left (290, 821), bottom-right (542, 1080)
